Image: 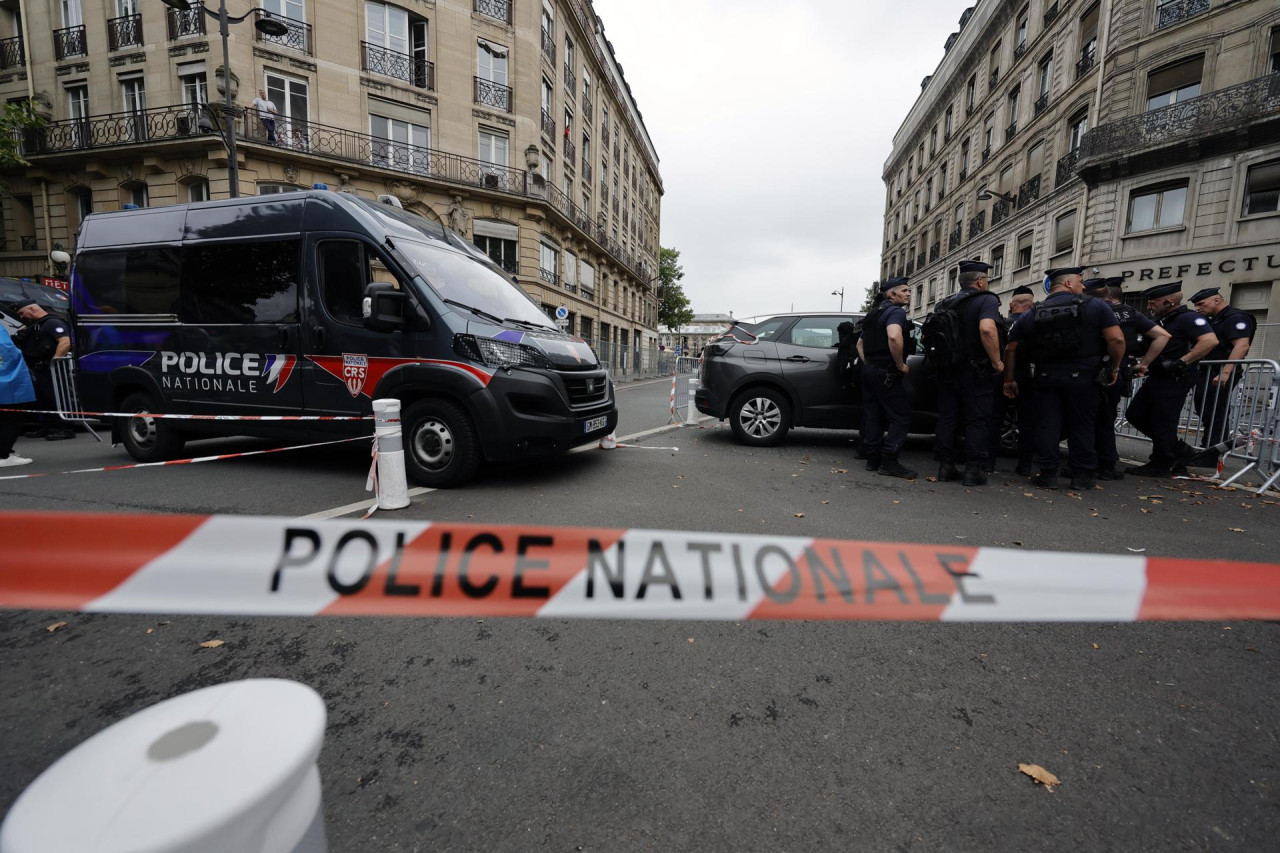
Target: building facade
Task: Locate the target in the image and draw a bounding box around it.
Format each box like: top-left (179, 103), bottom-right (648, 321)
top-left (0, 0), bottom-right (663, 371)
top-left (659, 313), bottom-right (733, 355)
top-left (881, 0), bottom-right (1280, 356)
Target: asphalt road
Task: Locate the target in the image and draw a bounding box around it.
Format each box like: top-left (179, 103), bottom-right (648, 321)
top-left (2, 382), bottom-right (1278, 850)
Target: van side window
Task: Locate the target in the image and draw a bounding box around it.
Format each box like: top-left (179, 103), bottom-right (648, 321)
top-left (318, 241), bottom-right (404, 326)
top-left (74, 248), bottom-right (182, 316)
top-left (182, 240), bottom-right (300, 324)
top-left (788, 316), bottom-right (844, 348)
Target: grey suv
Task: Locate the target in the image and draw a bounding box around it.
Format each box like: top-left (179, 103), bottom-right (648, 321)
top-left (694, 313), bottom-right (940, 446)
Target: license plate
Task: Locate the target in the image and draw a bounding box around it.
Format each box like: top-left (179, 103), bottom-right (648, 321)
top-left (583, 415), bottom-right (608, 433)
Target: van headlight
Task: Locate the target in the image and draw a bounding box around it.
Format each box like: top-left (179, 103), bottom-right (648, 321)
top-left (454, 334), bottom-right (554, 369)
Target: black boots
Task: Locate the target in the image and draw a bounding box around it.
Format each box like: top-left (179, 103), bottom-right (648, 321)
top-left (962, 463), bottom-right (988, 486)
top-left (878, 458), bottom-right (918, 480)
top-left (1096, 465), bottom-right (1125, 481)
top-left (937, 462), bottom-right (961, 482)
top-left (865, 456), bottom-right (882, 472)
top-left (1033, 472), bottom-right (1059, 489)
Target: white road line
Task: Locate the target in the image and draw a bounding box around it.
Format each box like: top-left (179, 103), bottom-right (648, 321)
top-left (298, 486), bottom-right (435, 520)
top-left (568, 419), bottom-right (711, 454)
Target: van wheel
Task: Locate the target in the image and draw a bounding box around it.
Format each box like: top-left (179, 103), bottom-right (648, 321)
top-left (403, 399), bottom-right (481, 488)
top-left (729, 388), bottom-right (791, 447)
top-left (118, 392), bottom-right (185, 462)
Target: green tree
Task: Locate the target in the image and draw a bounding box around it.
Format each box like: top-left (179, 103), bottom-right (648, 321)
top-left (0, 100), bottom-right (45, 180)
top-left (859, 283), bottom-right (878, 312)
top-left (658, 246), bottom-right (694, 330)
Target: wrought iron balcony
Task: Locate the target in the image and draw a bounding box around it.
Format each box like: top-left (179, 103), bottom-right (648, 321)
top-left (944, 129), bottom-right (952, 143)
top-left (475, 0), bottom-right (512, 25)
top-left (540, 268), bottom-right (559, 286)
top-left (541, 109), bottom-right (554, 139)
top-left (167, 6), bottom-right (205, 39)
top-left (906, 257), bottom-right (915, 275)
top-left (1056, 148), bottom-right (1081, 187)
top-left (541, 27), bottom-right (554, 63)
top-left (968, 211), bottom-right (986, 240)
top-left (255, 11), bottom-right (311, 54)
top-left (1075, 72), bottom-right (1280, 176)
top-left (362, 42), bottom-right (433, 90)
top-left (53, 25), bottom-right (86, 60)
top-left (562, 133), bottom-right (576, 164)
top-left (601, 125), bottom-right (610, 147)
top-left (1156, 0), bottom-right (1209, 30)
top-left (1076, 51), bottom-right (1096, 80)
top-left (1014, 43), bottom-right (1026, 60)
top-left (937, 186), bottom-right (946, 201)
top-left (981, 145), bottom-right (991, 163)
top-left (474, 76), bottom-right (512, 112)
top-left (582, 92), bottom-right (592, 121)
top-left (917, 251), bottom-right (927, 268)
top-left (0, 35), bottom-right (22, 69)
top-left (23, 104), bottom-right (211, 153)
top-left (613, 140), bottom-right (619, 162)
top-left (948, 225), bottom-right (963, 250)
top-left (564, 66), bottom-right (576, 98)
top-left (107, 14), bottom-right (143, 51)
top-left (20, 236), bottom-right (37, 251)
top-left (929, 243), bottom-right (940, 263)
top-left (989, 70), bottom-right (1000, 89)
top-left (991, 197), bottom-right (1011, 226)
top-left (1034, 93), bottom-right (1049, 116)
top-left (1044, 3), bottom-right (1059, 26)
top-left (959, 166), bottom-right (968, 180)
top-left (1006, 121), bottom-right (1018, 140)
top-left (583, 160), bottom-right (592, 183)
top-left (1017, 175), bottom-right (1041, 209)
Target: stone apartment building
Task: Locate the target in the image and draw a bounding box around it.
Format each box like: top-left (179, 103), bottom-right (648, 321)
top-left (0, 0), bottom-right (663, 370)
top-left (881, 0), bottom-right (1280, 355)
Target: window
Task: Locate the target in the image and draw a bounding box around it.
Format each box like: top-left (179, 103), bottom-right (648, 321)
top-left (966, 75), bottom-right (977, 109)
top-left (990, 244), bottom-right (1005, 279)
top-left (264, 71), bottom-right (309, 146)
top-left (983, 113), bottom-right (994, 151)
top-left (67, 187), bottom-right (92, 230)
top-left (930, 127), bottom-right (938, 157)
top-left (1068, 109), bottom-right (1089, 151)
top-left (473, 220), bottom-right (518, 274)
top-left (258, 183), bottom-right (303, 194)
top-left (539, 242), bottom-right (558, 279)
top-left (907, 155), bottom-right (913, 182)
top-left (187, 178), bottom-right (210, 203)
top-left (580, 260), bottom-right (594, 293)
top-left (563, 250), bottom-right (577, 289)
top-left (186, 240), bottom-right (301, 324)
top-left (1271, 27), bottom-right (1280, 75)
top-left (366, 2), bottom-right (429, 84)
top-left (120, 75), bottom-right (145, 140)
top-left (949, 267), bottom-right (958, 291)
top-left (954, 203), bottom-right (964, 226)
top-left (1016, 231), bottom-right (1033, 268)
top-left (66, 85), bottom-right (89, 120)
top-left (477, 39), bottom-right (509, 84)
top-left (74, 247), bottom-right (181, 316)
top-left (1146, 56), bottom-right (1203, 111)
top-left (787, 317), bottom-right (844, 348)
top-left (960, 139), bottom-right (970, 172)
top-left (1054, 210), bottom-right (1077, 254)
top-left (1243, 160), bottom-right (1280, 216)
top-left (1007, 86), bottom-right (1020, 133)
top-left (1016, 9), bottom-right (1028, 50)
top-left (478, 128), bottom-right (508, 166)
top-left (1128, 183), bottom-right (1187, 232)
top-left (1079, 4), bottom-right (1099, 66)
top-left (938, 167), bottom-right (946, 197)
top-left (122, 181), bottom-right (148, 208)
top-left (1038, 54), bottom-right (1052, 99)
top-left (263, 0), bottom-right (303, 24)
top-left (989, 42), bottom-right (1001, 82)
top-left (370, 114), bottom-right (430, 172)
top-left (944, 105), bottom-right (954, 136)
top-left (179, 69), bottom-right (207, 107)
top-left (565, 34), bottom-right (574, 73)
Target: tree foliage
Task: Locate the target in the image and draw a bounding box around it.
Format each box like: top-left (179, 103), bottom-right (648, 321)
top-left (859, 283), bottom-right (878, 312)
top-left (658, 246), bottom-right (694, 330)
top-left (0, 100), bottom-right (44, 174)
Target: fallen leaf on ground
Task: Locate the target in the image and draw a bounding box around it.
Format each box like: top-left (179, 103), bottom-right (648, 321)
top-left (1140, 508), bottom-right (1152, 514)
top-left (1012, 541), bottom-right (1024, 547)
top-left (687, 638), bottom-right (695, 644)
top-left (146, 628), bottom-right (154, 634)
top-left (926, 476), bottom-right (938, 482)
top-left (1126, 547), bottom-right (1147, 552)
top-left (1023, 492), bottom-right (1035, 498)
top-left (1228, 528), bottom-right (1245, 533)
top-left (46, 622), bottom-right (66, 633)
top-left (1092, 643), bottom-right (1100, 649)
top-left (794, 513), bottom-right (805, 518)
top-left (1018, 763), bottom-right (1061, 791)
top-left (821, 500), bottom-right (830, 505)
top-left (831, 468), bottom-right (849, 474)
top-left (1246, 647), bottom-right (1259, 653)
top-left (199, 639), bottom-right (225, 649)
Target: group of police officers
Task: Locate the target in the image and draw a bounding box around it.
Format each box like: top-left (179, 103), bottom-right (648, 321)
top-left (856, 260), bottom-right (1257, 489)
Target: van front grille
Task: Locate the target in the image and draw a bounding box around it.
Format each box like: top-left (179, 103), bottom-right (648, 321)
top-left (563, 373), bottom-right (610, 408)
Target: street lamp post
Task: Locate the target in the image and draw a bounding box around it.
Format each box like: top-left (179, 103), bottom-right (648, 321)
top-left (160, 1), bottom-right (288, 199)
top-left (831, 288), bottom-right (845, 311)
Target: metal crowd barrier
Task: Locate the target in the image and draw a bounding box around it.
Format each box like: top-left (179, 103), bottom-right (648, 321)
top-left (1116, 357), bottom-right (1278, 494)
top-left (669, 356), bottom-right (702, 424)
top-left (49, 355), bottom-right (103, 442)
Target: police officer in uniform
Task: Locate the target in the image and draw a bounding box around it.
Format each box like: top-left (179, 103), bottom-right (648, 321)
top-left (12, 299), bottom-right (73, 441)
top-left (933, 260), bottom-right (1003, 486)
top-left (1186, 286), bottom-right (1257, 466)
top-left (1004, 267), bottom-right (1123, 490)
top-left (994, 285), bottom-right (1037, 475)
top-left (1083, 278), bottom-right (1170, 480)
top-left (1124, 282), bottom-right (1218, 476)
top-left (856, 277), bottom-right (917, 479)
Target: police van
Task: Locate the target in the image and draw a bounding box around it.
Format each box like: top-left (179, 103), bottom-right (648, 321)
top-left (69, 190), bottom-right (617, 487)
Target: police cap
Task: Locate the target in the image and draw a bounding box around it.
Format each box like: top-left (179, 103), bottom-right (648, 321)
top-left (9, 299), bottom-right (37, 312)
top-left (1103, 277), bottom-right (1126, 288)
top-left (1141, 282), bottom-right (1183, 300)
top-left (1188, 286), bottom-right (1221, 304)
top-left (1011, 286), bottom-right (1035, 296)
top-left (957, 260), bottom-right (991, 274)
top-left (1082, 278), bottom-right (1108, 293)
top-left (1045, 266), bottom-right (1085, 280)
top-left (880, 276), bottom-right (909, 292)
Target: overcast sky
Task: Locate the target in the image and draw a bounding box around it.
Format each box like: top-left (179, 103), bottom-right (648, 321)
top-left (592, 0), bottom-right (968, 321)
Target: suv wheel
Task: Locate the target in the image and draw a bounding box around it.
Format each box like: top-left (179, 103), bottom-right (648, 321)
top-left (118, 391), bottom-right (185, 462)
top-left (403, 399), bottom-right (481, 488)
top-left (729, 388), bottom-right (791, 447)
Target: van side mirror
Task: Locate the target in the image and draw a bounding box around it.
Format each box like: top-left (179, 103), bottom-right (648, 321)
top-left (362, 282), bottom-right (406, 331)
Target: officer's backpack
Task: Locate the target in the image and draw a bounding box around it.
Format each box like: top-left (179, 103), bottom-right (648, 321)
top-left (11, 324), bottom-right (56, 366)
top-left (920, 291), bottom-right (978, 370)
top-left (1030, 295), bottom-right (1102, 363)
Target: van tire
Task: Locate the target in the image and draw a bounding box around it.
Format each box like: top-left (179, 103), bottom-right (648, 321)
top-left (118, 392), bottom-right (186, 462)
top-left (728, 387), bottom-right (791, 447)
top-left (402, 399), bottom-right (481, 488)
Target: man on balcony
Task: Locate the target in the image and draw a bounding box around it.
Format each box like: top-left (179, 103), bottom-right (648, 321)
top-left (251, 89), bottom-right (278, 144)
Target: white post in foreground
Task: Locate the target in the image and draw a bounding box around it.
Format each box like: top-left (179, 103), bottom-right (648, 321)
top-left (686, 377), bottom-right (699, 426)
top-left (372, 398), bottom-right (410, 510)
top-left (0, 679), bottom-right (328, 853)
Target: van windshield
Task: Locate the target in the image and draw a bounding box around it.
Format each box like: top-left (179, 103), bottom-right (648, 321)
top-left (399, 241), bottom-right (557, 330)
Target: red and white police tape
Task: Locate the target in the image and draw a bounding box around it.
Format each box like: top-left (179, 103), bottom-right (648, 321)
top-left (0, 407), bottom-right (372, 421)
top-left (3, 512), bottom-right (1278, 622)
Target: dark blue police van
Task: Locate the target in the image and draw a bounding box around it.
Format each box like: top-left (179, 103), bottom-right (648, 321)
top-left (69, 190), bottom-right (617, 486)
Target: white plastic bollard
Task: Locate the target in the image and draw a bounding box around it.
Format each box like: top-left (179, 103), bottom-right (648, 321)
top-left (0, 679), bottom-right (328, 853)
top-left (372, 398), bottom-right (410, 510)
top-left (686, 377), bottom-right (699, 426)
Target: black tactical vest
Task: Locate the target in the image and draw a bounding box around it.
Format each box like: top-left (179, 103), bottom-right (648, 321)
top-left (1111, 302), bottom-right (1142, 359)
top-left (1029, 295), bottom-right (1103, 363)
top-left (1159, 305), bottom-right (1196, 361)
top-left (861, 302), bottom-right (890, 360)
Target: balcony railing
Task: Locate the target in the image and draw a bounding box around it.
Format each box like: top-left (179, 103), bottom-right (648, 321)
top-left (541, 27), bottom-right (554, 63)
top-left (937, 186), bottom-right (945, 201)
top-left (25, 104), bottom-right (209, 153)
top-left (362, 42), bottom-right (433, 90)
top-left (541, 109), bottom-right (554, 139)
top-left (601, 125), bottom-right (610, 147)
top-left (564, 66), bottom-right (576, 97)
top-left (917, 251), bottom-right (927, 268)
top-left (989, 70), bottom-right (999, 89)
top-left (906, 257), bottom-right (915, 275)
top-left (1076, 73), bottom-right (1280, 169)
top-left (583, 92), bottom-right (593, 120)
top-left (20, 236), bottom-right (37, 251)
top-left (53, 25), bottom-right (86, 60)
top-left (254, 10), bottom-right (311, 55)
top-left (1014, 43), bottom-right (1026, 60)
top-left (959, 166), bottom-right (968, 180)
top-left (1044, 3), bottom-right (1059, 26)
top-left (991, 197), bottom-right (1011, 226)
top-left (1017, 175), bottom-right (1041, 209)
top-left (540, 268), bottom-right (559, 286)
top-left (1034, 93), bottom-right (1049, 116)
top-left (929, 243), bottom-right (940, 263)
top-left (562, 133), bottom-right (576, 165)
top-left (1076, 50), bottom-right (1096, 80)
top-left (968, 211), bottom-right (986, 240)
top-left (167, 6), bottom-right (205, 39)
top-left (1006, 121), bottom-right (1018, 140)
top-left (475, 0), bottom-right (512, 25)
top-left (107, 14), bottom-right (143, 51)
top-left (981, 145), bottom-right (991, 162)
top-left (0, 36), bottom-right (22, 69)
top-left (583, 159), bottom-right (592, 183)
top-left (1156, 0), bottom-right (1210, 30)
top-left (1056, 148), bottom-right (1081, 186)
top-left (948, 225), bottom-right (963, 250)
top-left (474, 76), bottom-right (512, 112)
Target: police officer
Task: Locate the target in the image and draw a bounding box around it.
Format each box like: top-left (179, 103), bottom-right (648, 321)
top-left (12, 299), bottom-right (73, 441)
top-left (993, 285), bottom-right (1037, 475)
top-left (933, 260), bottom-right (1003, 486)
top-left (1083, 278), bottom-right (1170, 480)
top-left (1186, 286), bottom-right (1256, 466)
top-left (1124, 282), bottom-right (1218, 476)
top-left (856, 277), bottom-right (916, 479)
top-left (1004, 267), bottom-right (1123, 490)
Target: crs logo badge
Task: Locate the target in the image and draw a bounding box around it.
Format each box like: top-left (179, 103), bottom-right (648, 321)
top-left (341, 353), bottom-right (369, 397)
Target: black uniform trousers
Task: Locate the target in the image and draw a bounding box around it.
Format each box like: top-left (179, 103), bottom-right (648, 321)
top-left (1191, 367), bottom-right (1242, 450)
top-left (31, 365), bottom-right (59, 429)
top-left (860, 363), bottom-right (911, 460)
top-left (1095, 378), bottom-right (1125, 469)
top-left (1013, 372), bottom-right (1037, 464)
top-left (934, 365), bottom-right (993, 464)
top-left (0, 406), bottom-right (25, 458)
top-left (1033, 367), bottom-right (1101, 474)
top-left (985, 374), bottom-right (1006, 460)
top-left (1125, 372), bottom-right (1193, 463)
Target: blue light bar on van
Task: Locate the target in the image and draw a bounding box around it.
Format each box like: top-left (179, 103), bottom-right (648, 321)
top-left (312, 183), bottom-right (328, 190)
top-left (454, 334), bottom-right (554, 370)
